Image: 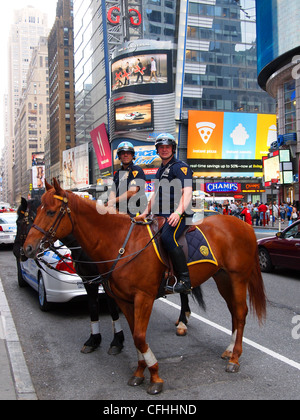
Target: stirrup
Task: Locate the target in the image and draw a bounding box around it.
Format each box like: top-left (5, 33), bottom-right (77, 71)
top-left (165, 276), bottom-right (191, 294)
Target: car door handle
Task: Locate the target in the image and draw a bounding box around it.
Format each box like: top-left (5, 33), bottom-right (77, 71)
top-left (295, 243), bottom-right (300, 247)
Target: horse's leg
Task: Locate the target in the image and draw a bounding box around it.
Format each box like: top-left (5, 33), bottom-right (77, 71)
top-left (105, 294), bottom-right (124, 355)
top-left (214, 271), bottom-right (248, 372)
top-left (226, 275), bottom-right (248, 373)
top-left (175, 293), bottom-right (191, 336)
top-left (81, 283), bottom-right (101, 354)
top-left (132, 294), bottom-right (164, 395)
top-left (115, 299), bottom-right (147, 387)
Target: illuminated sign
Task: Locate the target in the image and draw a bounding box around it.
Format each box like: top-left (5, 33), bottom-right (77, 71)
top-left (188, 111), bottom-right (277, 176)
top-left (205, 183), bottom-right (241, 193)
top-left (107, 7), bottom-right (142, 26)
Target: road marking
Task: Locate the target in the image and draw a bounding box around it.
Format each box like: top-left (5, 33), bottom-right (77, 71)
top-left (160, 298), bottom-right (300, 371)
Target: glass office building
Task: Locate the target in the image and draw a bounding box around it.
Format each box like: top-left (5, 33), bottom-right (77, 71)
top-left (73, 0), bottom-right (275, 193)
top-left (256, 0), bottom-right (300, 204)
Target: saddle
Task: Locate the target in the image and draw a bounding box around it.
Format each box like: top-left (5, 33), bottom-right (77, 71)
top-left (148, 216), bottom-right (218, 270)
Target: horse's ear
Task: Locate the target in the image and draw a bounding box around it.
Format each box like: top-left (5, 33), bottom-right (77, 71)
top-left (45, 180), bottom-right (53, 191)
top-left (21, 197), bottom-right (27, 210)
top-left (53, 178), bottom-right (63, 194)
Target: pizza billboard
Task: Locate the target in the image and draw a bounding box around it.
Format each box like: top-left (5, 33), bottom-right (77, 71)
top-left (187, 111), bottom-right (277, 177)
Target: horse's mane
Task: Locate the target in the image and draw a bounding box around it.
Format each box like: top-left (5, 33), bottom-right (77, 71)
top-left (42, 188), bottom-right (131, 221)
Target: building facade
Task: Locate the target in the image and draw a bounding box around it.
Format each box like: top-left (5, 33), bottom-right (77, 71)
top-left (6, 6), bottom-right (49, 204)
top-left (47, 0), bottom-right (76, 182)
top-left (13, 37), bottom-right (49, 202)
top-left (72, 0), bottom-right (275, 204)
top-left (256, 0), bottom-right (300, 205)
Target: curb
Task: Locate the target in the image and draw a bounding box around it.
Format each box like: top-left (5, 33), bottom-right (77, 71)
top-left (0, 278), bottom-right (37, 400)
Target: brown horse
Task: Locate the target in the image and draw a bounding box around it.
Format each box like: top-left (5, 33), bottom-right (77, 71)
top-left (23, 179), bottom-right (266, 395)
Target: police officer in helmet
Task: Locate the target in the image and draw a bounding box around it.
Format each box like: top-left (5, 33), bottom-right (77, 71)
top-left (140, 133), bottom-right (193, 294)
top-left (107, 141), bottom-right (147, 216)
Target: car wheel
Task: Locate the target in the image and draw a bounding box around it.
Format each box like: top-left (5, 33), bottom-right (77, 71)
top-left (258, 248), bottom-right (273, 273)
top-left (17, 259), bottom-right (27, 288)
top-left (38, 274), bottom-right (51, 312)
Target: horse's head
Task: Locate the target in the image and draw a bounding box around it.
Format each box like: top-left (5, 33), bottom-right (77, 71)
top-left (13, 197), bottom-right (40, 260)
top-left (23, 179), bottom-right (74, 258)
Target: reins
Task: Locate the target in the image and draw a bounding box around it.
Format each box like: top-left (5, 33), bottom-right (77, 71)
top-left (30, 194), bottom-right (166, 286)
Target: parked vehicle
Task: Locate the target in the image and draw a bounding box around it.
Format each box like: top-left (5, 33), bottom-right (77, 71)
top-left (0, 213), bottom-right (17, 245)
top-left (20, 241), bottom-right (104, 311)
top-left (257, 220), bottom-right (300, 272)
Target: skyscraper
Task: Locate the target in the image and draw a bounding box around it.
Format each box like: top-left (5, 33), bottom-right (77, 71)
top-left (6, 6), bottom-right (49, 203)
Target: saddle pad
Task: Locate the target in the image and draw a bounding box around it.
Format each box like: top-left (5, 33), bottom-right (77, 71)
top-left (185, 226), bottom-right (218, 267)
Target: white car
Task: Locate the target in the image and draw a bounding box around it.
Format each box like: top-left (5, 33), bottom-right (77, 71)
top-left (0, 213), bottom-right (17, 245)
top-left (19, 241), bottom-right (104, 311)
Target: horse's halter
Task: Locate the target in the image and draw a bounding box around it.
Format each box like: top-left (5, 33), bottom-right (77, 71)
top-left (32, 194), bottom-right (74, 250)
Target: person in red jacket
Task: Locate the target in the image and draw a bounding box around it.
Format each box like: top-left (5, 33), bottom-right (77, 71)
top-left (240, 203), bottom-right (253, 225)
top-left (258, 203), bottom-right (268, 226)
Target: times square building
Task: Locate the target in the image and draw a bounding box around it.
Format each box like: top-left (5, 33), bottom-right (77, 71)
top-left (73, 0), bottom-right (276, 205)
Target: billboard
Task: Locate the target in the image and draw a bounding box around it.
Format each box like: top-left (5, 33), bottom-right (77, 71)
top-left (111, 49), bottom-right (173, 95)
top-left (187, 111), bottom-right (277, 176)
top-left (90, 123), bottom-right (112, 172)
top-left (62, 143), bottom-right (89, 190)
top-left (114, 100), bottom-right (153, 133)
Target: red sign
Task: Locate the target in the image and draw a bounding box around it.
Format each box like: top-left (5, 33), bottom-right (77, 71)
top-left (107, 7), bottom-right (142, 26)
top-left (90, 124), bottom-right (112, 171)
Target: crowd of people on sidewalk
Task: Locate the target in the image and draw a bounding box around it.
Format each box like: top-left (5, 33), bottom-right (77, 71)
top-left (208, 199), bottom-right (299, 227)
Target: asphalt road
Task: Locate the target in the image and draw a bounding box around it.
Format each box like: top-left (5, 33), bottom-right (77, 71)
top-left (0, 242), bottom-right (299, 401)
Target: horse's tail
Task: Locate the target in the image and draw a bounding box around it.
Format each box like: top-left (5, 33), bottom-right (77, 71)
top-left (248, 249), bottom-right (266, 324)
top-left (192, 285), bottom-right (206, 311)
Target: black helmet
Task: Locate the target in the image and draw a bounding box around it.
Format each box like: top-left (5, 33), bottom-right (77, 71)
top-left (117, 141), bottom-right (135, 158)
top-left (155, 133), bottom-right (176, 153)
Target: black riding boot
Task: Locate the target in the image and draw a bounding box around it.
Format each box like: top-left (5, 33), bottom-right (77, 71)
top-left (166, 246), bottom-right (192, 294)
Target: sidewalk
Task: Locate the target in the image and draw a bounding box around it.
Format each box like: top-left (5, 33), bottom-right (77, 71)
top-left (0, 278), bottom-right (37, 400)
top-left (252, 218), bottom-right (287, 231)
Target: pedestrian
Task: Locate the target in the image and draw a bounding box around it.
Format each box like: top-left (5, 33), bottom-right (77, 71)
top-left (139, 133), bottom-right (193, 294)
top-left (107, 141), bottom-right (147, 216)
top-left (258, 202), bottom-right (268, 226)
top-left (279, 202), bottom-right (286, 223)
top-left (253, 203), bottom-right (260, 226)
top-left (291, 205), bottom-right (299, 222)
top-left (287, 203), bottom-right (293, 224)
top-left (240, 202), bottom-right (253, 225)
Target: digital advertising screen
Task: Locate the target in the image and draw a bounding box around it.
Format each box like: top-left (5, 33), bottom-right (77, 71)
top-left (111, 50), bottom-right (173, 95)
top-left (263, 154), bottom-right (280, 183)
top-left (114, 100), bottom-right (153, 133)
top-left (187, 110), bottom-right (277, 177)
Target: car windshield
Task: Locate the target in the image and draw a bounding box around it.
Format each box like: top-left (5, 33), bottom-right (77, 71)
top-left (0, 214), bottom-right (17, 224)
top-left (284, 223), bottom-right (300, 239)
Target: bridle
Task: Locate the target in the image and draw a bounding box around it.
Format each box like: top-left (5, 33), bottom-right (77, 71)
top-left (32, 194), bottom-right (74, 250)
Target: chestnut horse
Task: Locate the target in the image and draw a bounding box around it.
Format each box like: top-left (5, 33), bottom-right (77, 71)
top-left (24, 180), bottom-right (266, 395)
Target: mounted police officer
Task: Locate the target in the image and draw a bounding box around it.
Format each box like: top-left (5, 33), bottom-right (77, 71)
top-left (107, 141), bottom-right (147, 216)
top-left (140, 133), bottom-right (193, 294)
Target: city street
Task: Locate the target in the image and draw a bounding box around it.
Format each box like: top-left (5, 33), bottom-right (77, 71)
top-left (0, 233), bottom-right (299, 401)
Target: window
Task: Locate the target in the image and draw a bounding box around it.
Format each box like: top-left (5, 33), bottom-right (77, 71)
top-left (64, 59), bottom-right (69, 67)
top-left (64, 70), bottom-right (70, 78)
top-left (284, 81), bottom-right (296, 134)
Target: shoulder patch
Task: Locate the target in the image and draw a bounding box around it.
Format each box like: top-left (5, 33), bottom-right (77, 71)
top-left (132, 171), bottom-right (138, 178)
top-left (181, 167), bottom-right (188, 176)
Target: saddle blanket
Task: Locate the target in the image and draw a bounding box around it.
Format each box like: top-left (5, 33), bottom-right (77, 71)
top-left (147, 223), bottom-right (218, 267)
top-left (180, 226), bottom-right (218, 267)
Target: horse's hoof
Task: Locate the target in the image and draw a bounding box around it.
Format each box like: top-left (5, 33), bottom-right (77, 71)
top-left (108, 345), bottom-right (123, 355)
top-left (226, 362), bottom-right (240, 373)
top-left (81, 345), bottom-right (95, 354)
top-left (176, 321), bottom-right (187, 336)
top-left (81, 334), bottom-right (101, 354)
top-left (147, 381), bottom-right (164, 395)
top-left (128, 376), bottom-right (144, 387)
